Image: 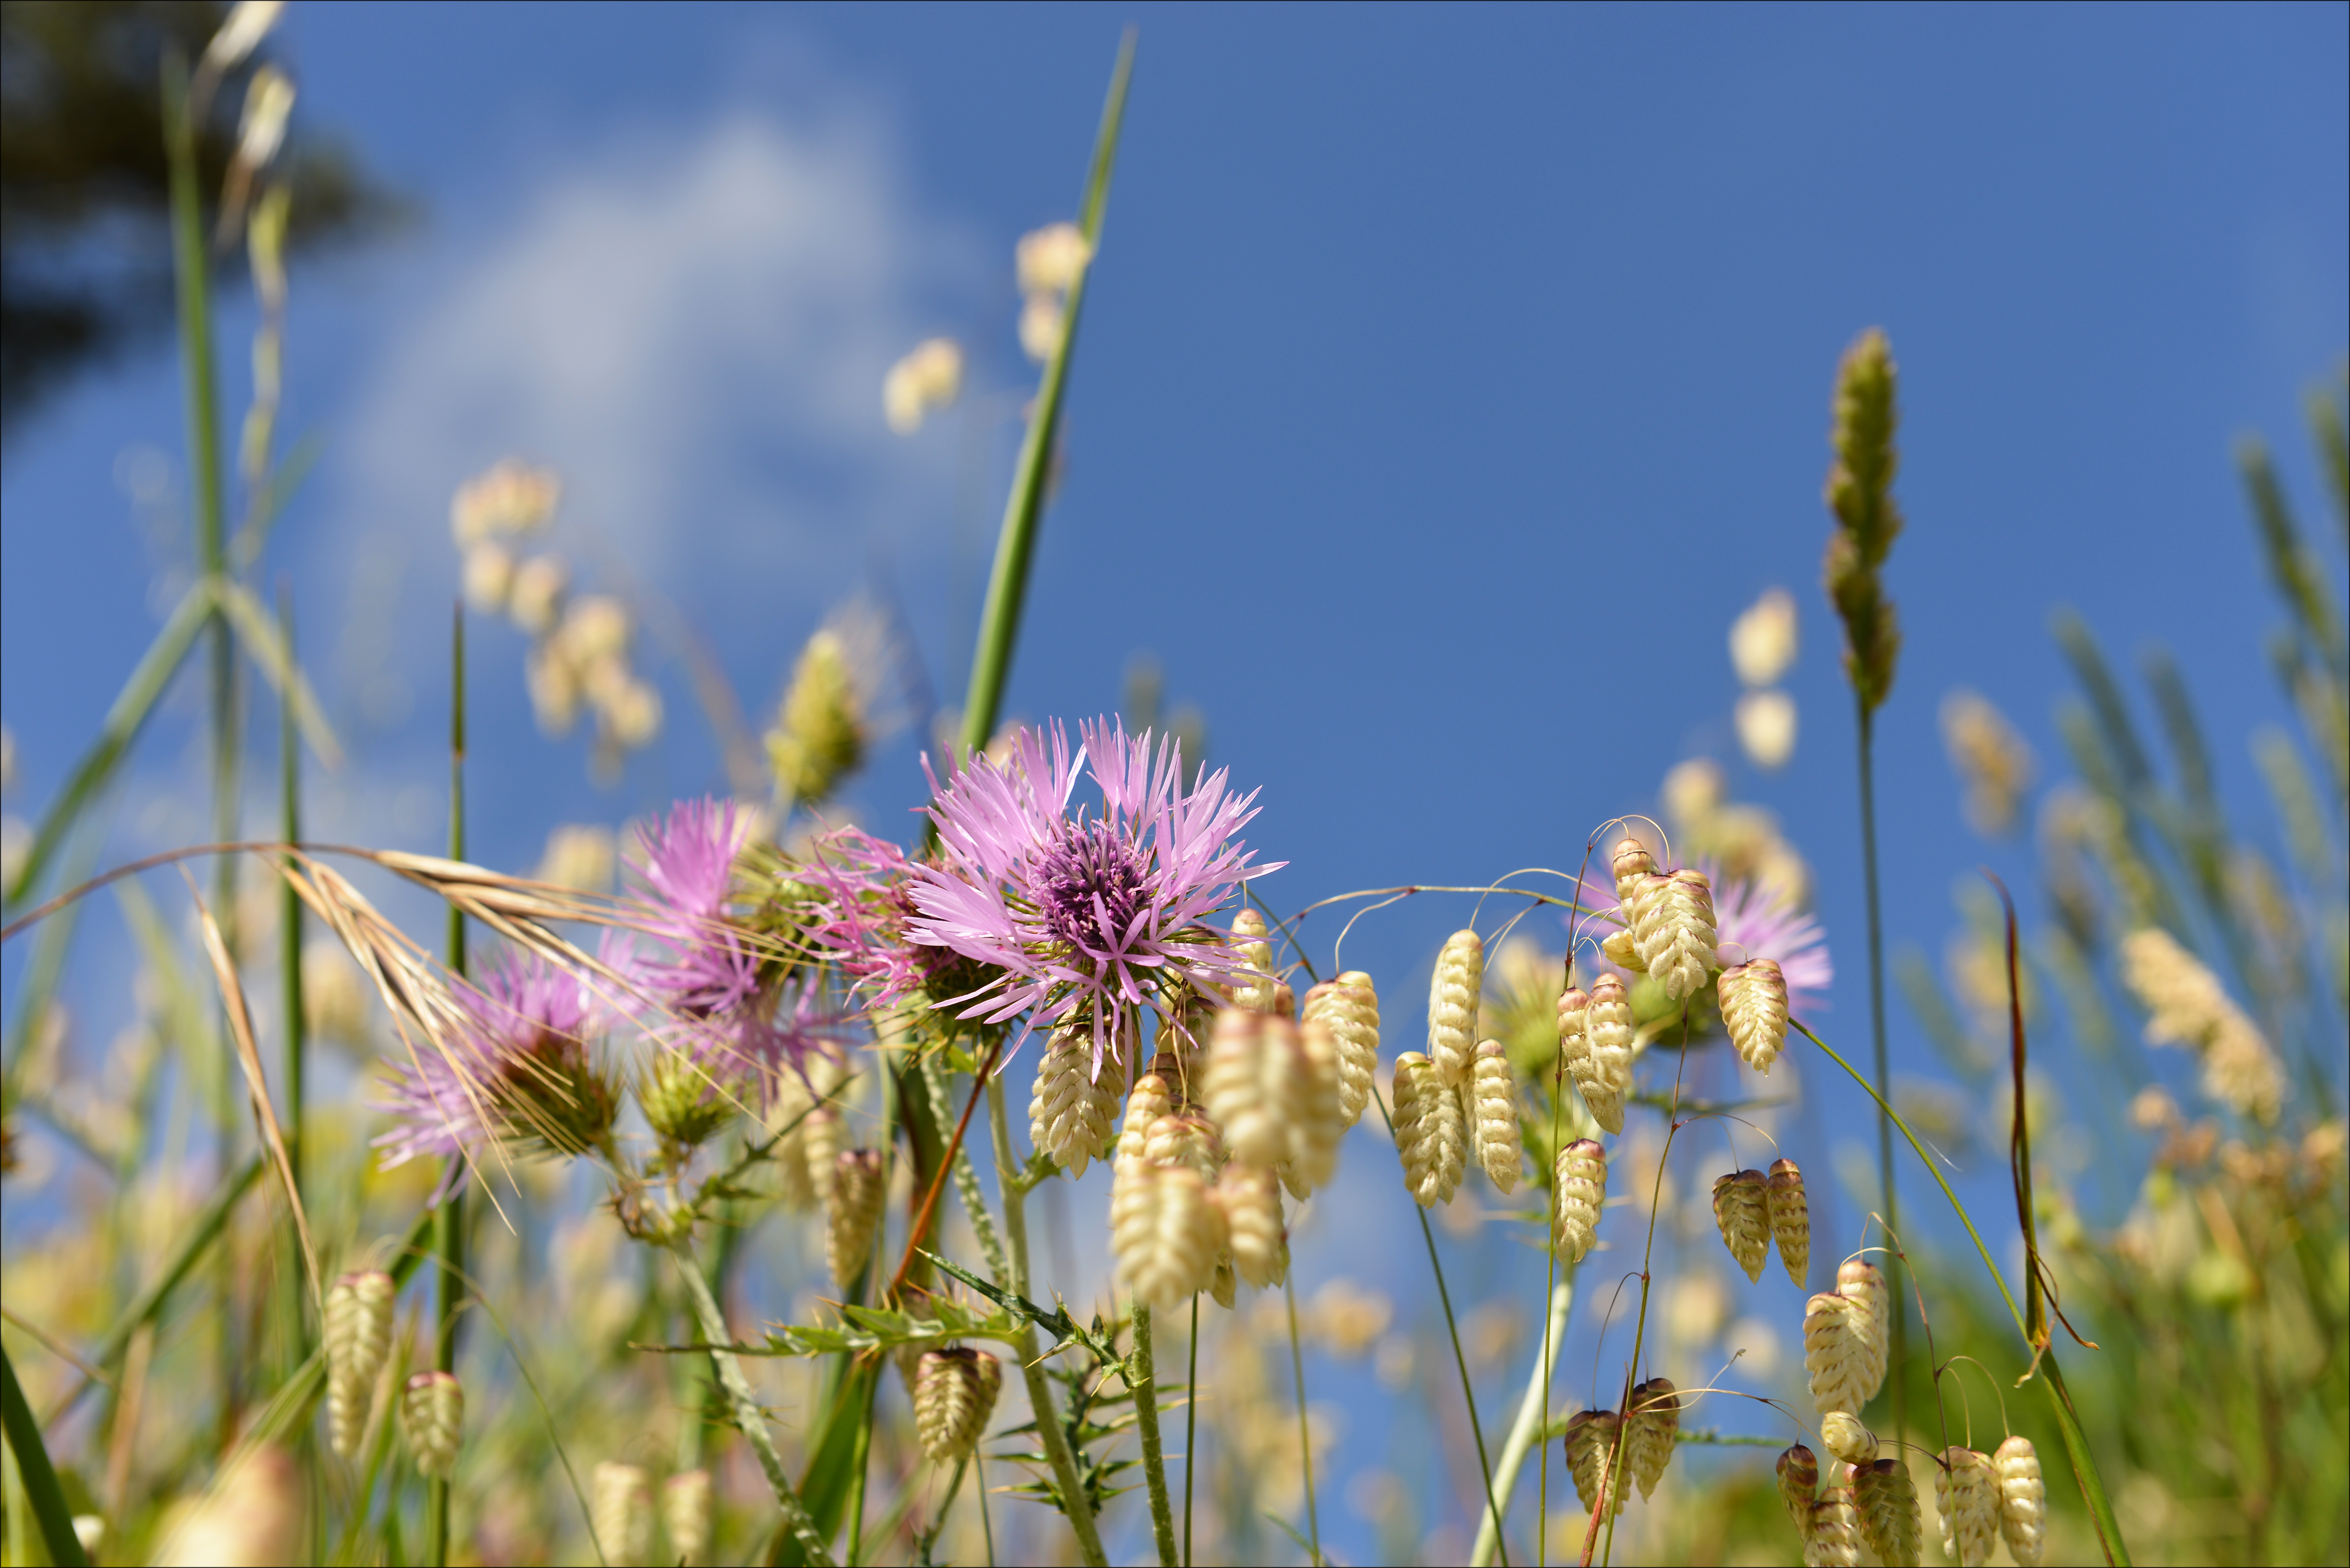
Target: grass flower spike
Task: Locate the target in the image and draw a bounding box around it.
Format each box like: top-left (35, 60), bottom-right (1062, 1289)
top-left (826, 1149), bottom-right (886, 1287)
top-left (1228, 906), bottom-right (1277, 1012)
top-left (1427, 928), bottom-right (1483, 1084)
top-left (1301, 970), bottom-right (1380, 1127)
top-left (1837, 1258), bottom-right (1891, 1401)
top-left (1030, 1023), bottom-right (1123, 1176)
top-left (1646, 868), bottom-right (1720, 1000)
top-left (1719, 956), bottom-right (1790, 1072)
top-left (1803, 1291), bottom-right (1870, 1418)
top-left (1766, 1157), bottom-right (1812, 1285)
top-left (1470, 1039), bottom-right (1524, 1193)
top-left (1565, 1409), bottom-right (1629, 1519)
top-left (1808, 1486), bottom-right (1863, 1568)
top-left (325, 1270), bottom-right (396, 1460)
top-left (1118, 1064), bottom-right (1176, 1169)
top-left (1556, 982), bottom-right (1623, 1135)
top-left (1777, 1443), bottom-right (1820, 1541)
top-left (592, 1462), bottom-right (653, 1567)
top-left (1553, 1137), bottom-right (1607, 1261)
top-left (1937, 1447), bottom-right (2000, 1567)
top-left (1216, 1163), bottom-right (1288, 1288)
top-left (913, 1348), bottom-right (1003, 1465)
top-left (1855, 1457), bottom-right (1923, 1567)
top-left (1111, 1158), bottom-right (1223, 1309)
top-left (1391, 1051), bottom-right (1466, 1206)
top-left (1627, 1376), bottom-right (1682, 1498)
top-left (400, 1370), bottom-right (463, 1480)
top-left (1713, 1168), bottom-right (1772, 1281)
top-left (1203, 1006), bottom-right (1302, 1170)
top-left (663, 1470), bottom-right (713, 1564)
top-left (1993, 1435), bottom-right (2047, 1566)
top-left (2119, 925), bottom-right (2286, 1122)
top-left (1284, 1012), bottom-right (1348, 1195)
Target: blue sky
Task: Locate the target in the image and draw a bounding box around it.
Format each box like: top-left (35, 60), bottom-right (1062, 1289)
top-left (3, 1), bottom-right (2345, 1556)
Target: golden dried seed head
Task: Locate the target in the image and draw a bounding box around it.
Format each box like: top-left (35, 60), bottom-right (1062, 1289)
top-left (914, 1347), bottom-right (1004, 1465)
top-left (1209, 1249), bottom-right (1237, 1309)
top-left (1552, 1138), bottom-right (1607, 1261)
top-left (1610, 838), bottom-right (1655, 906)
top-left (1777, 1444), bottom-right (1821, 1541)
top-left (1557, 983), bottom-right (1623, 1133)
top-left (825, 1150), bottom-right (886, 1287)
top-left (1427, 929), bottom-right (1484, 1084)
top-left (662, 1469), bottom-right (713, 1564)
top-left (1803, 1291), bottom-right (1870, 1419)
top-left (1392, 1052), bottom-right (1466, 1207)
top-left (1470, 1041), bottom-right (1524, 1194)
top-left (1600, 926), bottom-right (1646, 974)
top-left (1030, 1025), bottom-right (1123, 1177)
top-left (1626, 1377), bottom-right (1681, 1499)
top-left (1766, 1157), bottom-right (1811, 1286)
top-left (324, 1270), bottom-right (396, 1460)
top-left (1819, 1410), bottom-right (1877, 1466)
top-left (1720, 957), bottom-right (1791, 1073)
top-left (1216, 1164), bottom-right (1289, 1289)
top-left (765, 1068), bottom-right (820, 1212)
top-left (1854, 1457), bottom-right (1923, 1567)
top-left (1807, 1486), bottom-right (1863, 1567)
top-left (1564, 1409), bottom-right (1629, 1518)
top-left (1992, 1434), bottom-right (2047, 1567)
top-left (1202, 1006), bottom-right (1308, 1169)
top-left (1110, 1159), bottom-right (1224, 1310)
top-left (1229, 908), bottom-right (1277, 1013)
top-left (1283, 1015), bottom-right (1348, 1194)
top-left (1143, 1112), bottom-right (1223, 1185)
top-left (592, 1462), bottom-right (653, 1567)
top-left (1640, 868), bottom-right (1719, 1001)
top-left (1119, 1071), bottom-right (1176, 1170)
top-left (803, 1101), bottom-right (847, 1207)
top-left (1836, 1259), bottom-right (1891, 1401)
top-left (1712, 1168), bottom-right (1772, 1281)
top-left (1937, 1447), bottom-right (2000, 1567)
top-left (399, 1370), bottom-right (463, 1480)
top-left (1302, 971), bottom-right (1380, 1128)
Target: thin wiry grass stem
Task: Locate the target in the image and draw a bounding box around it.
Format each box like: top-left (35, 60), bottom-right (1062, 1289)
top-left (1132, 1303), bottom-right (1181, 1567)
top-left (1184, 1293), bottom-right (1199, 1568)
top-left (984, 1076), bottom-right (1109, 1567)
top-left (1856, 701), bottom-right (1908, 1444)
top-left (1282, 1275), bottom-right (1322, 1564)
top-left (430, 604), bottom-right (467, 1568)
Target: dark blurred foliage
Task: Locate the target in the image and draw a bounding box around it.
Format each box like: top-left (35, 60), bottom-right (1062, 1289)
top-left (1, 0), bottom-right (401, 438)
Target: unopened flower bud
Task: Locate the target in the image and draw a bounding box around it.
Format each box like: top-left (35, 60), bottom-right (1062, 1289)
top-left (325, 1270), bottom-right (396, 1459)
top-left (1553, 1138), bottom-right (1607, 1261)
top-left (1855, 1457), bottom-right (1922, 1567)
top-left (1712, 1168), bottom-right (1772, 1282)
top-left (1626, 1377), bottom-right (1680, 1498)
top-left (400, 1370), bottom-right (463, 1479)
top-left (1391, 1052), bottom-right (1465, 1207)
top-left (641, 1048), bottom-right (742, 1149)
top-left (1301, 970), bottom-right (1380, 1128)
top-left (1819, 1410), bottom-right (1876, 1466)
top-left (1215, 1164), bottom-right (1288, 1289)
top-left (592, 1461), bottom-right (653, 1566)
top-left (1469, 1041), bottom-right (1524, 1193)
top-left (826, 1150), bottom-right (886, 1287)
top-left (1029, 1025), bottom-right (1123, 1178)
top-left (1993, 1435), bottom-right (2047, 1566)
top-left (1937, 1447), bottom-right (2000, 1567)
top-left (1426, 929), bottom-right (1483, 1084)
top-left (1719, 957), bottom-right (1790, 1073)
top-left (913, 1347), bottom-right (1004, 1465)
top-left (1766, 1157), bottom-right (1811, 1285)
top-left (663, 1469), bottom-right (712, 1563)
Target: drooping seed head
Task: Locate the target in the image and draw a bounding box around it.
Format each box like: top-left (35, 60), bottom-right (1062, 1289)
top-left (1610, 838), bottom-right (1655, 908)
top-left (1427, 929), bottom-right (1484, 1084)
top-left (663, 1469), bottom-right (713, 1564)
top-left (592, 1461), bottom-right (653, 1567)
top-left (1992, 1434), bottom-right (2047, 1566)
top-left (1564, 1409), bottom-right (1628, 1519)
top-left (1283, 1014), bottom-right (1348, 1195)
top-left (765, 1068), bottom-right (820, 1212)
top-left (399, 1370), bottom-right (463, 1480)
top-left (1836, 1258), bottom-right (1891, 1401)
top-left (1819, 1410), bottom-right (1877, 1466)
top-left (1777, 1443), bottom-right (1821, 1542)
top-left (1301, 971), bottom-right (1380, 1127)
top-left (325, 1270), bottom-right (397, 1460)
top-left (914, 1347), bottom-right (1004, 1465)
top-left (1807, 1486), bottom-right (1863, 1567)
top-left (1030, 1024), bottom-right (1124, 1177)
top-left (1712, 1168), bottom-right (1772, 1281)
top-left (1203, 1006), bottom-right (1309, 1170)
top-left (1803, 1291), bottom-right (1870, 1419)
top-left (1216, 1163), bottom-right (1289, 1289)
top-left (1766, 1157), bottom-right (1811, 1285)
top-left (1110, 1157), bottom-right (1225, 1310)
top-left (1854, 1457), bottom-right (1923, 1567)
top-left (825, 1150), bottom-right (886, 1287)
top-left (1470, 1041), bottom-right (1525, 1194)
top-left (1229, 908), bottom-right (1277, 1013)
top-left (1143, 1112), bottom-right (1224, 1186)
top-left (1553, 1138), bottom-right (1607, 1262)
top-left (1719, 957), bottom-right (1791, 1073)
top-left (1391, 1052), bottom-right (1466, 1207)
top-left (1937, 1447), bottom-right (2000, 1567)
top-left (1557, 982), bottom-right (1623, 1133)
top-left (1641, 868), bottom-right (1719, 1002)
top-left (1626, 1377), bottom-right (1681, 1499)
top-left (1119, 1069), bottom-right (1177, 1171)
top-left (802, 1101), bottom-right (846, 1208)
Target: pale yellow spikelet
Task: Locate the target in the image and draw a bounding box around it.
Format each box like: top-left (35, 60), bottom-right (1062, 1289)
top-left (592, 1461), bottom-right (653, 1566)
top-left (1564, 1409), bottom-right (1628, 1518)
top-left (1143, 1113), bottom-right (1223, 1185)
top-left (1392, 1052), bottom-right (1466, 1206)
top-left (1601, 926), bottom-right (1646, 973)
top-left (663, 1469), bottom-right (713, 1564)
top-left (803, 1102), bottom-right (846, 1208)
top-left (2119, 926), bottom-right (2284, 1122)
top-left (1777, 1443), bottom-right (1821, 1542)
top-left (1209, 1250), bottom-right (1237, 1309)
top-left (1217, 1164), bottom-right (1289, 1288)
top-left (1302, 971), bottom-right (1380, 1128)
top-left (1029, 1025), bottom-right (1123, 1177)
top-left (1766, 1158), bottom-right (1811, 1285)
top-left (1552, 1138), bottom-right (1607, 1261)
top-left (399, 1370), bottom-right (463, 1480)
top-left (1111, 1158), bottom-right (1224, 1309)
top-left (1230, 908), bottom-right (1277, 1012)
top-left (1837, 1258), bottom-right (1891, 1400)
top-left (1713, 1168), bottom-right (1772, 1281)
top-left (1992, 1434), bottom-right (2047, 1566)
top-left (914, 1347), bottom-right (1004, 1465)
top-left (1819, 1410), bottom-right (1877, 1466)
top-left (1807, 1487), bottom-right (1863, 1568)
top-left (1470, 1040), bottom-right (1525, 1194)
top-left (765, 1069), bottom-right (819, 1211)
top-left (1803, 1291), bottom-right (1870, 1418)
top-left (324, 1269), bottom-right (396, 1460)
top-left (1203, 1005), bottom-right (1306, 1169)
top-left (1627, 870), bottom-right (1674, 972)
top-left (1937, 1447), bottom-right (2000, 1567)
top-left (1855, 1457), bottom-right (1923, 1566)
top-left (826, 1150), bottom-right (886, 1288)
top-left (1586, 971), bottom-right (1637, 1097)
top-left (1720, 957), bottom-right (1791, 1072)
top-left (1427, 929), bottom-right (1484, 1083)
top-left (1611, 837), bottom-right (1656, 908)
top-left (1557, 983), bottom-right (1624, 1134)
top-left (1626, 1377), bottom-right (1681, 1499)
top-left (1119, 1069), bottom-right (1176, 1171)
top-left (1645, 869), bottom-right (1719, 1001)
top-left (1281, 1014), bottom-right (1347, 1195)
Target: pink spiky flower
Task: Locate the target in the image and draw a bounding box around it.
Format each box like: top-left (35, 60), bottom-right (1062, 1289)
top-left (906, 718), bottom-right (1280, 1072)
top-left (625, 798), bottom-right (760, 1022)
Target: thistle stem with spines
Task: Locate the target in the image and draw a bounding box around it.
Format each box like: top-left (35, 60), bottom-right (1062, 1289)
top-left (1132, 1302), bottom-right (1181, 1567)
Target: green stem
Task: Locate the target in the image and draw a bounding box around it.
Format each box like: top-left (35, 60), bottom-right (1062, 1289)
top-left (919, 1053), bottom-right (1009, 1283)
top-left (278, 588), bottom-right (307, 1379)
top-left (1, 1344), bottom-right (91, 1566)
top-left (984, 1077), bottom-right (1110, 1567)
top-left (1282, 1276), bottom-right (1322, 1565)
top-left (845, 1367), bottom-right (879, 1564)
top-left (1132, 1304), bottom-right (1180, 1568)
top-left (432, 604), bottom-right (467, 1568)
top-left (1471, 1281), bottom-right (1573, 1568)
top-left (1183, 1293), bottom-right (1198, 1568)
top-left (957, 33), bottom-right (1133, 758)
top-left (672, 1238), bottom-right (836, 1565)
top-left (1856, 701), bottom-right (1907, 1442)
top-left (1792, 1020), bottom-right (2130, 1564)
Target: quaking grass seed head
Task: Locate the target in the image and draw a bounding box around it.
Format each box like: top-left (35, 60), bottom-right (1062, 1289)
top-left (1301, 970), bottom-right (1379, 1128)
top-left (1645, 868), bottom-right (1719, 1001)
top-left (1216, 1163), bottom-right (1289, 1288)
top-left (1720, 956), bottom-right (1790, 1073)
top-left (1766, 1157), bottom-right (1811, 1285)
top-left (1391, 1051), bottom-right (1466, 1206)
top-left (1611, 837), bottom-right (1655, 906)
top-left (1836, 1258), bottom-right (1891, 1399)
top-left (592, 1461), bottom-right (653, 1567)
top-left (1030, 1024), bottom-right (1123, 1177)
top-left (1627, 1377), bottom-right (1681, 1499)
top-left (1565, 1409), bottom-right (1628, 1518)
top-left (825, 1149), bottom-right (886, 1287)
top-left (325, 1269), bottom-right (396, 1460)
top-left (1470, 1040), bottom-right (1524, 1193)
top-left (1118, 1069), bottom-right (1176, 1170)
top-left (1819, 1410), bottom-right (1877, 1466)
top-left (1426, 928), bottom-right (1484, 1084)
top-left (1993, 1434), bottom-right (2047, 1567)
top-left (1280, 1013), bottom-right (1347, 1195)
top-left (1553, 1138), bottom-right (1606, 1261)
top-left (1203, 1005), bottom-right (1307, 1170)
top-left (1712, 1168), bottom-right (1772, 1281)
top-left (663, 1469), bottom-right (713, 1564)
top-left (1111, 1157), bottom-right (1223, 1310)
top-left (399, 1371), bottom-right (463, 1480)
top-left (1807, 1487), bottom-right (1863, 1568)
top-left (1855, 1457), bottom-right (1923, 1567)
top-left (1803, 1290), bottom-right (1869, 1419)
top-left (1228, 907), bottom-right (1277, 1013)
top-left (1937, 1447), bottom-right (2000, 1568)
top-left (913, 1347), bottom-right (1004, 1465)
top-left (1777, 1443), bottom-right (1821, 1541)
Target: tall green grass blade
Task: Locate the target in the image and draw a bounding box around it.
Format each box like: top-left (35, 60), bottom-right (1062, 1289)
top-left (217, 579), bottom-right (344, 768)
top-left (1, 1343), bottom-right (91, 1566)
top-left (277, 586), bottom-right (309, 1383)
top-left (958, 29), bottom-right (1134, 755)
top-left (430, 603), bottom-right (467, 1568)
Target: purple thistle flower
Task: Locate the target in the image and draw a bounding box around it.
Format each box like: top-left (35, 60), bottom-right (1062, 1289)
top-left (625, 798), bottom-right (760, 1021)
top-left (906, 717), bottom-right (1280, 1071)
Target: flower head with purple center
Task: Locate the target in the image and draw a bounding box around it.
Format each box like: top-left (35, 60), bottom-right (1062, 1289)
top-left (623, 798), bottom-right (760, 1022)
top-left (907, 717), bottom-right (1280, 1071)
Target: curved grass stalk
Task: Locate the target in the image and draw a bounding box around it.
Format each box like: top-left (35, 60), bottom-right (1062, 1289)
top-left (1470, 1280), bottom-right (1573, 1568)
top-left (1282, 1277), bottom-right (1322, 1564)
top-left (1791, 1018), bottom-right (2131, 1564)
